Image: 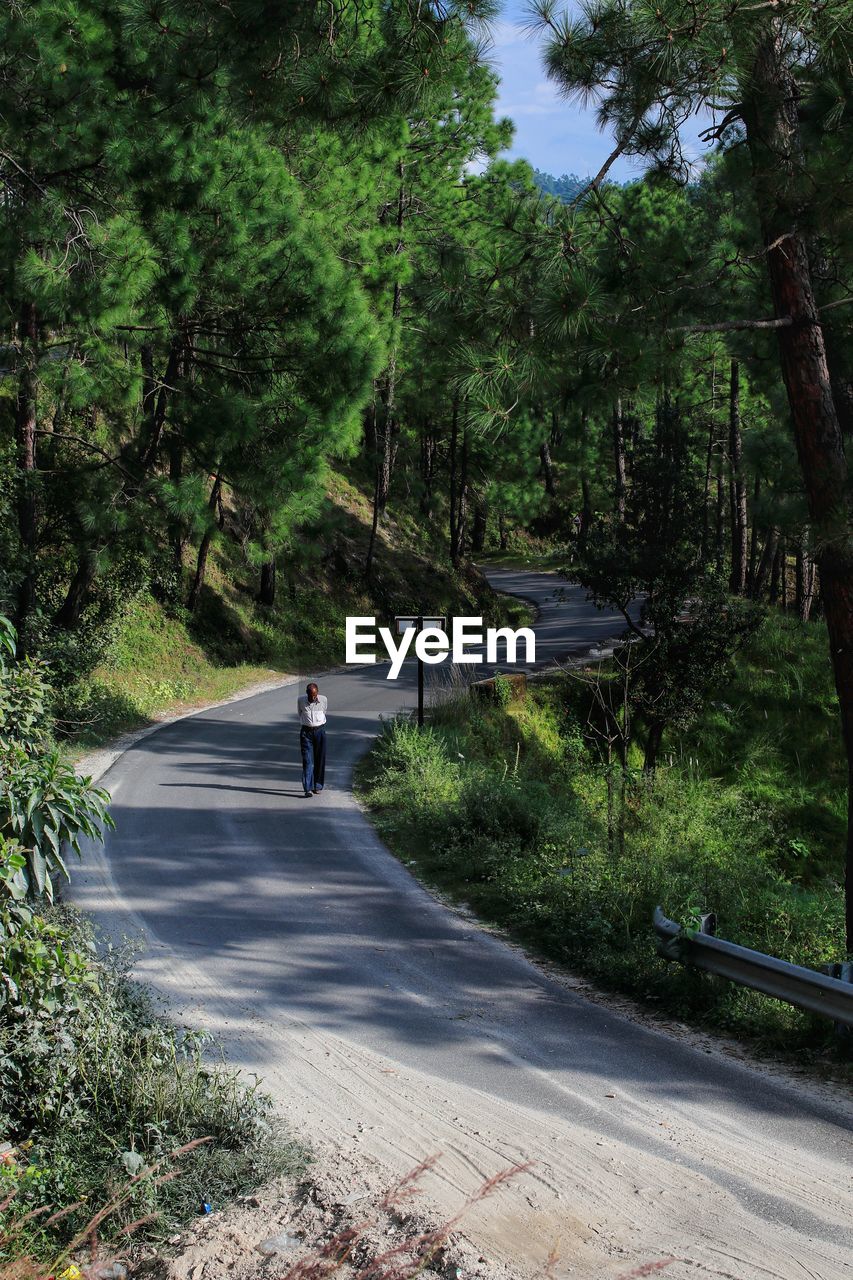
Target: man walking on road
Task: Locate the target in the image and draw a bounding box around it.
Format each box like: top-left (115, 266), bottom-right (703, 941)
top-left (297, 682), bottom-right (327, 796)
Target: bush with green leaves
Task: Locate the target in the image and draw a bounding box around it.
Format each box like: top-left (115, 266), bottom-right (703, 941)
top-left (1, 745), bottom-right (112, 905)
top-left (0, 844), bottom-right (97, 1017)
top-left (0, 907), bottom-right (302, 1259)
top-left (0, 619), bottom-right (112, 903)
top-left (493, 671), bottom-right (514, 709)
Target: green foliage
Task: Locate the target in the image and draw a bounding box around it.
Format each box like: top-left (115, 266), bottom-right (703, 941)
top-left (493, 671), bottom-right (514, 709)
top-left (0, 0), bottom-right (849, 1066)
top-left (682, 610), bottom-right (845, 883)
top-left (0, 620), bottom-right (14, 664)
top-left (57, 593), bottom-right (279, 747)
top-left (573, 403), bottom-right (760, 766)
top-left (1, 745), bottom-right (112, 903)
top-left (0, 877), bottom-right (96, 1015)
top-left (0, 655), bottom-right (52, 748)
top-left (0, 0), bottom-right (514, 647)
top-left (527, 0), bottom-right (853, 189)
top-left (0, 620), bottom-right (112, 902)
top-left (52, 470), bottom-right (522, 749)
top-left (0, 908), bottom-right (302, 1258)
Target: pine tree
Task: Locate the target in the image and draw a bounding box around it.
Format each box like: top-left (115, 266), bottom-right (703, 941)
top-left (528, 0), bottom-right (853, 950)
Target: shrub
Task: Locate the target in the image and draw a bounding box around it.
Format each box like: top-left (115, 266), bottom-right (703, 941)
top-left (0, 622), bottom-right (113, 904)
top-left (0, 908), bottom-right (302, 1259)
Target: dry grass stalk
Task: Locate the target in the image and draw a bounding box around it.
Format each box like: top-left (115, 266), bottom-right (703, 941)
top-left (0, 1139), bottom-right (212, 1280)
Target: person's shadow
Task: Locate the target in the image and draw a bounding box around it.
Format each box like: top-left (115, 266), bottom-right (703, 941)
top-left (159, 781), bottom-right (305, 798)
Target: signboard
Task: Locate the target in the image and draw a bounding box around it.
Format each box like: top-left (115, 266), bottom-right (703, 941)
top-left (395, 615), bottom-right (446, 635)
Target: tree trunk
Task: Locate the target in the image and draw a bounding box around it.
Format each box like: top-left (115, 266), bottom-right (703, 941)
top-left (747, 24), bottom-right (853, 949)
top-left (14, 301), bottom-right (39, 633)
top-left (747, 473), bottom-right (761, 593)
top-left (365, 464), bottom-right (382, 580)
top-left (578, 473), bottom-right (591, 547)
top-left (449, 397), bottom-right (461, 565)
top-left (363, 400), bottom-right (377, 458)
top-left (140, 338), bottom-right (182, 470)
top-left (715, 465), bottom-right (726, 576)
top-left (169, 434), bottom-right (185, 577)
top-left (498, 510), bottom-right (509, 552)
top-left (801, 559), bottom-right (815, 622)
top-left (728, 360), bottom-right (748, 594)
top-left (752, 526), bottom-right (778, 601)
top-left (539, 437), bottom-right (556, 497)
top-left (613, 396), bottom-right (626, 521)
top-left (365, 337), bottom-right (401, 576)
top-left (258, 558), bottom-right (276, 608)
top-left (366, 166), bottom-right (405, 574)
top-left (780, 541), bottom-right (789, 611)
top-left (54, 548), bottom-right (99, 630)
top-left (419, 420), bottom-right (436, 516)
top-left (643, 721), bottom-right (664, 773)
top-left (187, 473), bottom-right (222, 612)
top-left (770, 538), bottom-right (784, 605)
top-left (452, 427), bottom-right (469, 565)
top-left (579, 411), bottom-right (593, 550)
top-left (795, 535), bottom-right (806, 618)
top-left (375, 362), bottom-right (399, 517)
top-left (795, 530), bottom-right (816, 623)
top-left (701, 410), bottom-right (716, 562)
top-left (471, 497), bottom-right (487, 555)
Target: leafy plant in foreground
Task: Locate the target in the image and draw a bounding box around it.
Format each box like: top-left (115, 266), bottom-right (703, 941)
top-left (0, 619), bottom-right (112, 904)
top-left (0, 748), bottom-right (112, 906)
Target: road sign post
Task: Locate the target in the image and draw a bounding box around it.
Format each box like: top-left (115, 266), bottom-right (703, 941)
top-left (417, 618), bottom-right (424, 727)
top-left (394, 615), bottom-right (446, 727)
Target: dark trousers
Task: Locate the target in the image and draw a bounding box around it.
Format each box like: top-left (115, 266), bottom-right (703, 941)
top-left (300, 726), bottom-right (326, 793)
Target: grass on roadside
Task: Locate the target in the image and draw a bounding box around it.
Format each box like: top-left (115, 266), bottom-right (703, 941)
top-left (680, 610), bottom-right (844, 883)
top-left (356, 609), bottom-right (848, 1063)
top-left (0, 906), bottom-right (304, 1264)
top-left (58, 595), bottom-right (282, 750)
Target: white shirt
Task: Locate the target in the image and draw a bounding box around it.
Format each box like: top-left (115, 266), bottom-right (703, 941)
top-left (297, 693), bottom-right (327, 727)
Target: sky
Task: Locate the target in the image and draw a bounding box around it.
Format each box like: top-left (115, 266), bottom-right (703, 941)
top-left (487, 1), bottom-right (707, 182)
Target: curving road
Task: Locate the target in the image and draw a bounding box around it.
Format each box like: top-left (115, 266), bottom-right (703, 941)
top-left (75, 569), bottom-right (852, 1280)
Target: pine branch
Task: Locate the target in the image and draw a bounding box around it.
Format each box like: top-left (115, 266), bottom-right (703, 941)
top-left (674, 296), bottom-right (853, 335)
top-left (674, 317), bottom-right (794, 334)
top-left (567, 114), bottom-right (644, 210)
top-left (0, 149), bottom-right (48, 196)
top-left (33, 431), bottom-right (135, 481)
top-left (698, 106), bottom-right (745, 144)
top-left (821, 296), bottom-right (853, 314)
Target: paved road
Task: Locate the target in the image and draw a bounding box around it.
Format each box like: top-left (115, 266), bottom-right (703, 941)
top-left (75, 569), bottom-right (852, 1280)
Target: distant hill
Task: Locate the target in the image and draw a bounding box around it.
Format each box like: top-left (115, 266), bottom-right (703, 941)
top-left (531, 170), bottom-right (588, 202)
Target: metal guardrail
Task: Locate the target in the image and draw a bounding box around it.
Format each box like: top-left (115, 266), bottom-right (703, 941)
top-left (654, 907), bottom-right (853, 1029)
